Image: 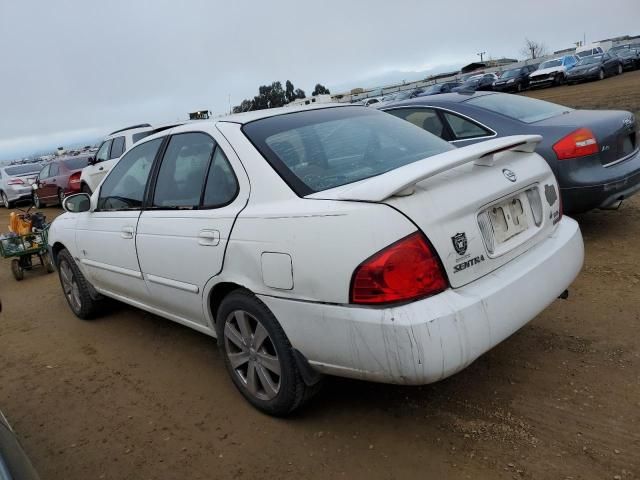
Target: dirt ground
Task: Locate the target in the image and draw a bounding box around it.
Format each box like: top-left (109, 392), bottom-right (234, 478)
top-left (2, 71), bottom-right (640, 480)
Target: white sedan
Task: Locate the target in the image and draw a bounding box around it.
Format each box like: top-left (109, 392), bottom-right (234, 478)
top-left (48, 104), bottom-right (583, 415)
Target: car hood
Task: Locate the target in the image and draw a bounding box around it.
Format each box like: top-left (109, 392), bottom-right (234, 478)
top-left (530, 66), bottom-right (565, 76)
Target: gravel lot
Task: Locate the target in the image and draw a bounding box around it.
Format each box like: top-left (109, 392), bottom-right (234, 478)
top-left (1, 71), bottom-right (639, 480)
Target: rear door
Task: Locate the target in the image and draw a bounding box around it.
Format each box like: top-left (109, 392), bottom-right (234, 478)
top-left (136, 131), bottom-right (249, 326)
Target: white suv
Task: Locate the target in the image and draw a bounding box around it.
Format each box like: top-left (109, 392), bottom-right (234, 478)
top-left (79, 124), bottom-right (154, 194)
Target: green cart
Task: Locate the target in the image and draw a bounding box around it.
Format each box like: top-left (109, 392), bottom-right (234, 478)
top-left (0, 227), bottom-right (55, 281)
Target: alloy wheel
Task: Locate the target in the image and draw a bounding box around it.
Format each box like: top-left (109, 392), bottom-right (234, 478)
top-left (1, 192), bottom-right (8, 208)
top-left (58, 190), bottom-right (65, 206)
top-left (60, 260), bottom-right (82, 313)
top-left (599, 69), bottom-right (604, 80)
top-left (33, 192), bottom-right (41, 209)
top-left (223, 310), bottom-right (282, 401)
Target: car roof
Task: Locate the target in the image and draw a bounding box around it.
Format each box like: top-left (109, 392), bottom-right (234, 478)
top-left (376, 91), bottom-right (496, 109)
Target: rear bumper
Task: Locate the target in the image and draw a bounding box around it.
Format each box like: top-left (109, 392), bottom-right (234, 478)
top-left (560, 149), bottom-right (640, 213)
top-left (260, 218), bottom-right (583, 384)
top-left (4, 185), bottom-right (33, 202)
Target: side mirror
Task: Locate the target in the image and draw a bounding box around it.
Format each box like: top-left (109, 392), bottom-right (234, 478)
top-left (87, 156), bottom-right (97, 165)
top-left (63, 193), bottom-right (91, 213)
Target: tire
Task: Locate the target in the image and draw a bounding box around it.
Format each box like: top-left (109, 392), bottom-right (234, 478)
top-left (1, 191), bottom-right (12, 209)
top-left (11, 259), bottom-right (24, 281)
top-left (599, 69), bottom-right (605, 80)
top-left (81, 184), bottom-right (92, 195)
top-left (41, 251), bottom-right (55, 273)
top-left (218, 289), bottom-right (321, 416)
top-left (58, 189), bottom-right (65, 206)
top-left (57, 249), bottom-right (100, 319)
top-left (33, 191), bottom-right (43, 209)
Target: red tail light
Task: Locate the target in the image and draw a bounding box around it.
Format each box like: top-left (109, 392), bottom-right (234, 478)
top-left (7, 178), bottom-right (24, 185)
top-left (350, 232), bottom-right (448, 305)
top-left (553, 128), bottom-right (599, 160)
top-left (69, 172), bottom-right (82, 191)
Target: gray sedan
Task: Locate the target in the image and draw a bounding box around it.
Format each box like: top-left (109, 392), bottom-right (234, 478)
top-left (378, 92), bottom-right (639, 214)
top-left (0, 164), bottom-right (42, 208)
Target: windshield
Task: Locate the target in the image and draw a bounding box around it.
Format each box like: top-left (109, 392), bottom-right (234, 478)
top-left (242, 107), bottom-right (454, 195)
top-left (466, 93), bottom-right (572, 124)
top-left (62, 157), bottom-right (91, 170)
top-left (539, 59), bottom-right (562, 69)
top-left (577, 55), bottom-right (603, 65)
top-left (500, 69), bottom-right (520, 79)
top-left (4, 164), bottom-right (41, 176)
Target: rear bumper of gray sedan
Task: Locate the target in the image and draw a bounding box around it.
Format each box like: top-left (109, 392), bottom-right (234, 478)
top-left (560, 148), bottom-right (640, 213)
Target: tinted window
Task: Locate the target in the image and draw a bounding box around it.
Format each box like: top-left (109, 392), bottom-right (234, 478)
top-left (466, 93), bottom-right (572, 124)
top-left (98, 138), bottom-right (162, 210)
top-left (62, 157), bottom-right (90, 170)
top-left (49, 163), bottom-right (59, 176)
top-left (202, 147), bottom-right (238, 208)
top-left (132, 132), bottom-right (150, 144)
top-left (243, 107), bottom-right (453, 195)
top-left (5, 165), bottom-right (41, 176)
top-left (39, 165), bottom-right (50, 179)
top-left (386, 108), bottom-right (446, 138)
top-left (443, 112), bottom-right (492, 140)
top-left (95, 140), bottom-right (112, 163)
top-left (110, 136), bottom-right (126, 159)
top-left (153, 133), bottom-right (215, 208)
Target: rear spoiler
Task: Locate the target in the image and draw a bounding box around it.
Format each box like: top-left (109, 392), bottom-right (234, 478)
top-left (307, 135), bottom-right (542, 202)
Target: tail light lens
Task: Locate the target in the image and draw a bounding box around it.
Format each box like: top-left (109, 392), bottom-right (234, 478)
top-left (7, 178), bottom-right (24, 185)
top-left (553, 128), bottom-right (599, 160)
top-left (350, 232), bottom-right (448, 305)
top-left (69, 172), bottom-right (82, 191)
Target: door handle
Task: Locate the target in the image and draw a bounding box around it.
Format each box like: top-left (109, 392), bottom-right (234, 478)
top-left (198, 230), bottom-right (220, 246)
top-left (121, 226), bottom-right (134, 239)
top-left (98, 167), bottom-right (104, 171)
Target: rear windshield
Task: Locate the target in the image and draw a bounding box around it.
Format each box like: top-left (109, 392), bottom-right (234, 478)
top-left (242, 107), bottom-right (454, 195)
top-left (466, 93), bottom-right (572, 123)
top-left (5, 165), bottom-right (41, 176)
top-left (62, 157), bottom-right (90, 170)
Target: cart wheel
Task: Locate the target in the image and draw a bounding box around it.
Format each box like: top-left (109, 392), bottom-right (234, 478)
top-left (42, 252), bottom-right (55, 273)
top-left (11, 259), bottom-right (24, 281)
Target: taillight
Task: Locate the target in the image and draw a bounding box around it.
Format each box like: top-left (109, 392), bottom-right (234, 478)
top-left (553, 128), bottom-right (599, 160)
top-left (350, 232), bottom-right (448, 305)
top-left (7, 178), bottom-right (24, 185)
top-left (69, 172), bottom-right (82, 191)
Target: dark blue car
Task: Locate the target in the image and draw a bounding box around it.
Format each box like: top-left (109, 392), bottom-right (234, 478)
top-left (378, 92), bottom-right (640, 214)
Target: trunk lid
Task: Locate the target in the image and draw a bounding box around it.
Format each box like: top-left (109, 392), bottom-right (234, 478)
top-left (534, 110), bottom-right (637, 166)
top-left (309, 136), bottom-right (562, 288)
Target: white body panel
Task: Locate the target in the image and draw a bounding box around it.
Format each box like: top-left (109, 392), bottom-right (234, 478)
top-left (48, 105), bottom-right (584, 386)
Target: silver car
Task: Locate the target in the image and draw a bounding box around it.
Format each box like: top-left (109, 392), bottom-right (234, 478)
top-left (0, 164), bottom-right (42, 208)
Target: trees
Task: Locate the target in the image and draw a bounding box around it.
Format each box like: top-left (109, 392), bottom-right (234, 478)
top-left (312, 83), bottom-right (330, 96)
top-left (233, 80), bottom-right (314, 113)
top-left (521, 38), bottom-right (548, 60)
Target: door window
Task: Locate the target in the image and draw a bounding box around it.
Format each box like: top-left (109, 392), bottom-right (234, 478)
top-left (39, 165), bottom-right (50, 179)
top-left (109, 136), bottom-right (126, 159)
top-left (202, 147), bottom-right (239, 208)
top-left (442, 112), bottom-right (493, 140)
top-left (49, 163), bottom-right (60, 176)
top-left (98, 138), bottom-right (163, 210)
top-left (152, 133), bottom-right (215, 208)
top-left (385, 108), bottom-right (447, 139)
top-left (95, 140), bottom-right (112, 163)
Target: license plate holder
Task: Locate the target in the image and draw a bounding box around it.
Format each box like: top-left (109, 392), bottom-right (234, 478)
top-left (487, 195), bottom-right (529, 245)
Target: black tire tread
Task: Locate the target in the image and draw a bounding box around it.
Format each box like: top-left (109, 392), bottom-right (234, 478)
top-left (57, 249), bottom-right (100, 319)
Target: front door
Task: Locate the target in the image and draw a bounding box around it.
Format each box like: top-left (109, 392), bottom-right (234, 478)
top-left (84, 139), bottom-right (112, 191)
top-left (75, 137), bottom-right (164, 302)
top-left (136, 131), bottom-right (248, 326)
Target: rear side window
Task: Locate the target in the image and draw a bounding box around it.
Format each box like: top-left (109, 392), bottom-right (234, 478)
top-left (110, 136), bottom-right (126, 159)
top-left (98, 138), bottom-right (163, 210)
top-left (466, 93), bottom-right (572, 124)
top-left (39, 165), bottom-right (50, 179)
top-left (202, 147), bottom-right (238, 208)
top-left (385, 108), bottom-right (447, 139)
top-left (243, 107), bottom-right (453, 195)
top-left (49, 164), bottom-right (59, 176)
top-left (152, 133), bottom-right (215, 208)
top-left (442, 112), bottom-right (492, 140)
top-left (62, 157), bottom-right (90, 170)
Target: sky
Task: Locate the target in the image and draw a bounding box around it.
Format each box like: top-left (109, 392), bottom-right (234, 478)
top-left (1, 0), bottom-right (638, 161)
